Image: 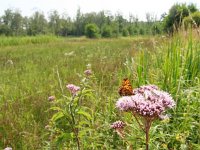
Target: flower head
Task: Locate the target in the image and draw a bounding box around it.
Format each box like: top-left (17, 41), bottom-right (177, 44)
top-left (111, 121), bottom-right (126, 129)
top-left (84, 69), bottom-right (92, 76)
top-left (117, 85), bottom-right (175, 119)
top-left (6, 59), bottom-right (14, 65)
top-left (4, 147), bottom-right (12, 150)
top-left (116, 96), bottom-right (135, 111)
top-left (48, 96), bottom-right (55, 102)
top-left (159, 114), bottom-right (170, 120)
top-left (66, 84), bottom-right (80, 95)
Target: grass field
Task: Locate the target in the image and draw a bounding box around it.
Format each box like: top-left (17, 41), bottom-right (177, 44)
top-left (0, 34), bottom-right (199, 149)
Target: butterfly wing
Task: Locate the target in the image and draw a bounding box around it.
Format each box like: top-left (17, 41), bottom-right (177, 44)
top-left (118, 78), bottom-right (134, 96)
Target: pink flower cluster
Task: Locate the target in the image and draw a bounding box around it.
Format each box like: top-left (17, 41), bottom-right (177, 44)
top-left (84, 69), bottom-right (92, 76)
top-left (66, 84), bottom-right (80, 95)
top-left (116, 85), bottom-right (175, 118)
top-left (116, 96), bottom-right (134, 111)
top-left (111, 121), bottom-right (126, 129)
top-left (48, 95), bottom-right (55, 102)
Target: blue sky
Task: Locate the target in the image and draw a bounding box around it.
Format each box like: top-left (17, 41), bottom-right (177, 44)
top-left (0, 0), bottom-right (199, 20)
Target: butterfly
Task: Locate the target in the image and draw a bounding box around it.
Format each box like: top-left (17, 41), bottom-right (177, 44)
top-left (118, 78), bottom-right (134, 96)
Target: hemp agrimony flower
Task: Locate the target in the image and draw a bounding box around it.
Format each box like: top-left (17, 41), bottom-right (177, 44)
top-left (84, 69), bottom-right (92, 76)
top-left (113, 84), bottom-right (175, 150)
top-left (66, 84), bottom-right (80, 95)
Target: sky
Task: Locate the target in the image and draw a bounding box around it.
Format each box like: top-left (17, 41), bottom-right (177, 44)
top-left (0, 0), bottom-right (200, 20)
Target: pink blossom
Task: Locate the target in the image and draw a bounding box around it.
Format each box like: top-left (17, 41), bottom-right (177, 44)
top-left (116, 85), bottom-right (175, 119)
top-left (111, 121), bottom-right (126, 129)
top-left (66, 84), bottom-right (80, 95)
top-left (84, 69), bottom-right (92, 76)
top-left (159, 114), bottom-right (170, 120)
top-left (48, 96), bottom-right (55, 102)
top-left (116, 96), bottom-right (135, 111)
top-left (4, 147), bottom-right (12, 150)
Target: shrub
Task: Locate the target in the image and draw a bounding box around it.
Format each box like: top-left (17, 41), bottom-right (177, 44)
top-left (127, 26), bottom-right (134, 36)
top-left (122, 28), bottom-right (129, 37)
top-left (84, 23), bottom-right (99, 38)
top-left (139, 28), bottom-right (145, 35)
top-left (133, 28), bottom-right (138, 35)
top-left (101, 25), bottom-right (112, 38)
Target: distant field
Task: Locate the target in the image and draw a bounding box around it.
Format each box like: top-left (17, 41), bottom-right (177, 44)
top-left (0, 35), bottom-right (199, 149)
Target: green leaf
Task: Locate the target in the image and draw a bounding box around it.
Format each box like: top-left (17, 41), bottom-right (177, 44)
top-left (51, 111), bottom-right (64, 122)
top-left (50, 107), bottom-right (63, 111)
top-left (78, 121), bottom-right (90, 126)
top-left (56, 132), bottom-right (72, 145)
top-left (77, 110), bottom-right (92, 120)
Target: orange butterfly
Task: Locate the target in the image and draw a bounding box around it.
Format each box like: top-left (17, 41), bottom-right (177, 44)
top-left (118, 78), bottom-right (134, 96)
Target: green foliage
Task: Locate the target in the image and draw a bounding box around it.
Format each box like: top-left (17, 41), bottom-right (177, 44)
top-left (84, 23), bottom-right (99, 38)
top-left (0, 35), bottom-right (58, 46)
top-left (46, 71), bottom-right (98, 149)
top-left (163, 3), bottom-right (199, 33)
top-left (139, 28), bottom-right (145, 35)
top-left (0, 34), bottom-right (199, 149)
top-left (101, 25), bottom-right (112, 38)
top-left (28, 11), bottom-right (48, 35)
top-left (122, 28), bottom-right (129, 37)
top-left (151, 23), bottom-right (162, 35)
top-left (183, 11), bottom-right (200, 28)
top-left (0, 8), bottom-right (164, 37)
top-left (0, 24), bottom-right (11, 36)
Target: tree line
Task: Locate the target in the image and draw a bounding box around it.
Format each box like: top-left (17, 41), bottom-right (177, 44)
top-left (0, 3), bottom-right (199, 38)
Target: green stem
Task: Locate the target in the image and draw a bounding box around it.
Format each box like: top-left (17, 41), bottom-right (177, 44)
top-left (145, 119), bottom-right (152, 150)
top-left (69, 96), bottom-right (80, 150)
top-left (132, 112), bottom-right (145, 133)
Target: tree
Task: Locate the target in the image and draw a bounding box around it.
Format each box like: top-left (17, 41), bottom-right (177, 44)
top-left (11, 11), bottom-right (23, 36)
top-left (85, 23), bottom-right (99, 38)
top-left (75, 8), bottom-right (84, 36)
top-left (183, 11), bottom-right (200, 28)
top-left (1, 9), bottom-right (13, 35)
top-left (59, 15), bottom-right (74, 36)
top-left (122, 28), bottom-right (129, 37)
top-left (163, 3), bottom-right (198, 34)
top-left (28, 11), bottom-right (48, 35)
top-left (48, 10), bottom-right (62, 35)
top-left (115, 12), bottom-right (126, 33)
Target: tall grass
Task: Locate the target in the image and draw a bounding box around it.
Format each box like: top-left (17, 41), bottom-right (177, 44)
top-left (124, 32), bottom-right (200, 149)
top-left (0, 35), bottom-right (59, 47)
top-left (0, 34), bottom-right (199, 149)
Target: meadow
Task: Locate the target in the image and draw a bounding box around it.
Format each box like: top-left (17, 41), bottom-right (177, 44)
top-left (0, 33), bottom-right (199, 150)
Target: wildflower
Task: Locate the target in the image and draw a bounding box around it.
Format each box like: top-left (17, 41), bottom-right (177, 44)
top-left (159, 114), bottom-right (170, 120)
top-left (117, 85), bottom-right (175, 119)
top-left (48, 96), bottom-right (55, 102)
top-left (115, 84), bottom-right (175, 149)
top-left (116, 96), bottom-right (135, 111)
top-left (84, 69), bottom-right (92, 76)
top-left (64, 51), bottom-right (75, 56)
top-left (4, 147), bottom-right (12, 150)
top-left (45, 125), bottom-right (51, 130)
top-left (111, 120), bottom-right (126, 129)
top-left (6, 59), bottom-right (13, 65)
top-left (111, 121), bottom-right (126, 138)
top-left (66, 84), bottom-right (80, 95)
top-left (86, 64), bottom-right (91, 69)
